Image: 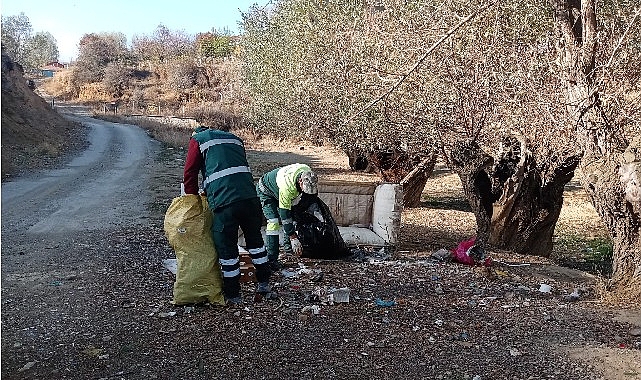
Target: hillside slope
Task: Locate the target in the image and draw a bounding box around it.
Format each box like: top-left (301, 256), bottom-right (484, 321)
top-left (1, 53), bottom-right (85, 180)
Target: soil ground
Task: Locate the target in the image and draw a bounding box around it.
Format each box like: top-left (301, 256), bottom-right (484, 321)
top-left (1, 62), bottom-right (640, 378)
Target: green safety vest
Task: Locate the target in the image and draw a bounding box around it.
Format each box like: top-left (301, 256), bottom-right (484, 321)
top-left (192, 129), bottom-right (257, 209)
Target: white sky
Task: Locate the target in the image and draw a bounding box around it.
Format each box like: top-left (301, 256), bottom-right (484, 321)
top-left (0, 0), bottom-right (271, 62)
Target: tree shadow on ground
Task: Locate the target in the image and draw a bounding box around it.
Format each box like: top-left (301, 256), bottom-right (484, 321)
top-left (418, 195), bottom-right (472, 212)
top-left (552, 236), bottom-right (613, 278)
top-left (400, 221), bottom-right (474, 253)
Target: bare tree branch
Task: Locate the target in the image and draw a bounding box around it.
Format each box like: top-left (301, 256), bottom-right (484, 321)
top-left (606, 7), bottom-right (640, 68)
top-left (346, 1), bottom-right (497, 123)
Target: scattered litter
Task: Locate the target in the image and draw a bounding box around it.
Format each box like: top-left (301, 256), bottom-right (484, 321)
top-left (301, 305), bottom-right (321, 315)
top-left (348, 246), bottom-right (391, 262)
top-left (18, 361), bottom-right (36, 372)
top-left (332, 288), bottom-right (351, 303)
top-left (312, 287), bottom-right (334, 305)
top-left (158, 311), bottom-right (177, 318)
top-left (564, 289), bottom-right (581, 302)
top-left (375, 298), bottom-right (395, 307)
top-left (451, 237), bottom-right (491, 266)
top-left (629, 328), bottom-right (641, 337)
top-left (162, 259), bottom-right (177, 275)
top-left (509, 348), bottom-right (522, 357)
top-left (431, 248), bottom-right (451, 261)
top-left (493, 269), bottom-right (509, 277)
top-left (281, 269), bottom-right (298, 278)
top-left (539, 284), bottom-right (552, 293)
top-left (183, 306), bottom-right (195, 314)
top-left (493, 260), bottom-right (531, 267)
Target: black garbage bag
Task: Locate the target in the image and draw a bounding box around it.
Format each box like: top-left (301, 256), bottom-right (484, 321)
top-left (291, 194), bottom-right (349, 259)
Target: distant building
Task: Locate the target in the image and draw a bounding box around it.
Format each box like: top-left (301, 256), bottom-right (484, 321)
top-left (41, 62), bottom-right (66, 77)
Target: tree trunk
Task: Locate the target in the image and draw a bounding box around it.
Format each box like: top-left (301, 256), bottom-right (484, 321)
top-left (449, 141), bottom-right (495, 245)
top-left (489, 136), bottom-right (580, 256)
top-left (344, 149), bottom-right (377, 173)
top-left (579, 138), bottom-right (641, 296)
top-left (344, 148), bottom-right (437, 207)
top-left (400, 155), bottom-right (437, 207)
top-left (449, 138), bottom-right (579, 257)
top-left (553, 0), bottom-right (641, 297)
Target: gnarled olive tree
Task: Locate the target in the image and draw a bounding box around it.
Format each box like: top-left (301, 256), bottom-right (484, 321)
top-left (552, 0), bottom-right (641, 296)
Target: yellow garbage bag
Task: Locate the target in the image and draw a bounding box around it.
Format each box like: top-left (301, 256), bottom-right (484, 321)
top-left (163, 194), bottom-right (225, 305)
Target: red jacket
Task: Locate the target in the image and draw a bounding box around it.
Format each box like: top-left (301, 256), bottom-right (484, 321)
top-left (183, 138), bottom-right (202, 194)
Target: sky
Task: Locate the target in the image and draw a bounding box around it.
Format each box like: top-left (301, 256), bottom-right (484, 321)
top-left (0, 0), bottom-right (270, 62)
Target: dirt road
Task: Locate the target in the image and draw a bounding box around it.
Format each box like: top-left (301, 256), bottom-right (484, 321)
top-left (1, 112), bottom-right (173, 379)
top-left (2, 115), bottom-right (158, 235)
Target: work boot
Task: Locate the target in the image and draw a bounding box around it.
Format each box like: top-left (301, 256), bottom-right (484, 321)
top-left (268, 259), bottom-right (283, 272)
top-left (282, 238), bottom-right (294, 256)
top-left (225, 296), bottom-right (244, 307)
top-left (254, 282), bottom-right (277, 303)
top-left (256, 282), bottom-right (271, 295)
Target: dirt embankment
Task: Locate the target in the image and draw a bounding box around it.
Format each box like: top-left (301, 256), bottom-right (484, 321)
top-left (1, 53), bottom-right (85, 181)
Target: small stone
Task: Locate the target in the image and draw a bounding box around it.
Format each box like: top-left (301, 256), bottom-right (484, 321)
top-left (19, 361), bottom-right (36, 372)
top-left (629, 328), bottom-right (641, 337)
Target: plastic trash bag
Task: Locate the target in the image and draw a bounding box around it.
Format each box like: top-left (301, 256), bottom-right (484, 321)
top-left (451, 237), bottom-right (491, 266)
top-left (292, 194), bottom-right (349, 259)
top-left (163, 195), bottom-right (225, 305)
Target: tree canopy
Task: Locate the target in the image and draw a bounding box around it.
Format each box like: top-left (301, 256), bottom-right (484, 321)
top-left (1, 12), bottom-right (59, 70)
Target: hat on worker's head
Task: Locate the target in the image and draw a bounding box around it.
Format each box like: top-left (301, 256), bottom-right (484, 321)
top-left (299, 170), bottom-right (318, 195)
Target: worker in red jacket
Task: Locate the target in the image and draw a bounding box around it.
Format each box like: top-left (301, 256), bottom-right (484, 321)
top-left (183, 126), bottom-right (271, 304)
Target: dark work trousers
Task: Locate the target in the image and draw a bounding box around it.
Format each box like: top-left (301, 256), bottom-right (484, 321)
top-left (256, 183), bottom-right (294, 262)
top-left (211, 198), bottom-right (270, 299)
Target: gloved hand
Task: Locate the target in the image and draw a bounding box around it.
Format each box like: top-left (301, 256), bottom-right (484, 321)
top-left (290, 237), bottom-right (303, 256)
